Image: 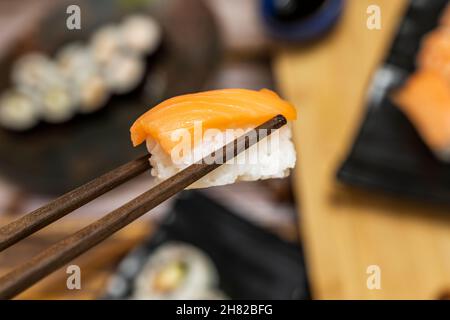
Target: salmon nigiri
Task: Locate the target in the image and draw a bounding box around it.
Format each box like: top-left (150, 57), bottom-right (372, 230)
top-left (392, 70), bottom-right (450, 158)
top-left (417, 28), bottom-right (450, 83)
top-left (393, 5), bottom-right (450, 161)
top-left (130, 88), bottom-right (297, 188)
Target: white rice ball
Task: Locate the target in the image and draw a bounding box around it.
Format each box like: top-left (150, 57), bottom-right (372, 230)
top-left (147, 124), bottom-right (296, 188)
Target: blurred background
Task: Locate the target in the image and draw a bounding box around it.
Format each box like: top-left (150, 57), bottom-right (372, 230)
top-left (0, 0), bottom-right (449, 300)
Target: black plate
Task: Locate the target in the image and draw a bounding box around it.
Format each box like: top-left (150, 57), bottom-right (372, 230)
top-left (104, 191), bottom-right (310, 300)
top-left (337, 0), bottom-right (450, 204)
top-left (0, 0), bottom-right (220, 195)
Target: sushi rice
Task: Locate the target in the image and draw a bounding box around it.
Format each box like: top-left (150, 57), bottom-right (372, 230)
top-left (147, 124), bottom-right (296, 189)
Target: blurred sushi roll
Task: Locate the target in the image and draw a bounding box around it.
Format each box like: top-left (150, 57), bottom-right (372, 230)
top-left (9, 52), bottom-right (76, 125)
top-left (56, 43), bottom-right (93, 78)
top-left (90, 25), bottom-right (124, 65)
top-left (0, 89), bottom-right (39, 131)
top-left (102, 52), bottom-right (145, 94)
top-left (37, 85), bottom-right (76, 123)
top-left (56, 44), bottom-right (110, 113)
top-left (11, 53), bottom-right (60, 91)
top-left (23, 72), bottom-right (77, 124)
top-left (133, 242), bottom-right (219, 300)
top-left (0, 13), bottom-right (162, 130)
top-left (76, 74), bottom-right (110, 113)
top-left (120, 15), bottom-right (162, 56)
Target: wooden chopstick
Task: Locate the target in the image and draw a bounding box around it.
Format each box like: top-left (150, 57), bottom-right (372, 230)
top-left (0, 156), bottom-right (150, 252)
top-left (0, 115), bottom-right (287, 299)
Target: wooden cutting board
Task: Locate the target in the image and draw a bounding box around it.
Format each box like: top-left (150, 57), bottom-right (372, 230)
top-left (275, 0), bottom-right (450, 299)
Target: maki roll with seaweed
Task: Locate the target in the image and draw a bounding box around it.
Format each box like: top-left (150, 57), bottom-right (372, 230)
top-left (133, 243), bottom-right (220, 300)
top-left (120, 15), bottom-right (162, 56)
top-left (56, 43), bottom-right (110, 113)
top-left (0, 89), bottom-right (39, 131)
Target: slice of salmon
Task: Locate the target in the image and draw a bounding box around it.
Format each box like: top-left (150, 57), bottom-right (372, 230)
top-left (130, 88), bottom-right (297, 154)
top-left (392, 70), bottom-right (450, 151)
top-left (417, 28), bottom-right (450, 82)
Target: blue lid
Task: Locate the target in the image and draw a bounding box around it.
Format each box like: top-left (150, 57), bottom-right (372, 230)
top-left (261, 0), bottom-right (344, 42)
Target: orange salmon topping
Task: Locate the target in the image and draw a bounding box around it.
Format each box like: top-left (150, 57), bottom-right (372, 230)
top-left (130, 89), bottom-right (297, 154)
top-left (393, 70), bottom-right (450, 150)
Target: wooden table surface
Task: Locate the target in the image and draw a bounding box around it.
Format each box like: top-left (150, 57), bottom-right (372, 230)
top-left (0, 216), bottom-right (152, 299)
top-left (275, 0), bottom-right (450, 299)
